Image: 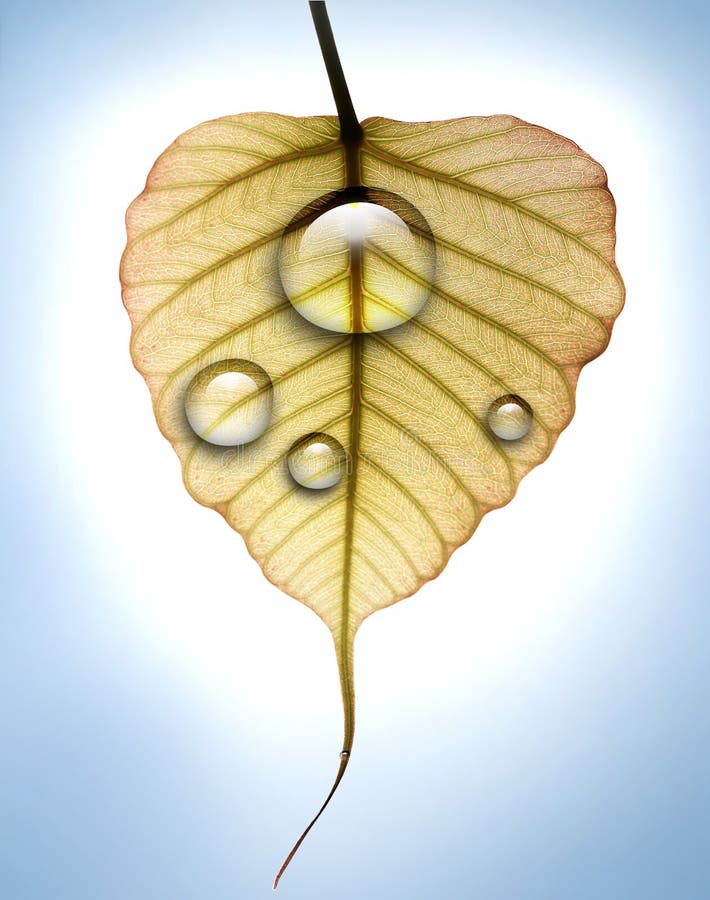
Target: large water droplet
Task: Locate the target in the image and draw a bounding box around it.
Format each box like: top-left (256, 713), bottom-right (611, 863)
top-left (184, 359), bottom-right (273, 446)
top-left (287, 433), bottom-right (346, 490)
top-left (487, 395), bottom-right (533, 441)
top-left (279, 199), bottom-right (435, 333)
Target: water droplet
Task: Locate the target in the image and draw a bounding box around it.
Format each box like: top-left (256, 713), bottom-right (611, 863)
top-left (487, 395), bottom-right (533, 441)
top-left (287, 432), bottom-right (346, 490)
top-left (279, 199), bottom-right (435, 333)
top-left (184, 359), bottom-right (273, 446)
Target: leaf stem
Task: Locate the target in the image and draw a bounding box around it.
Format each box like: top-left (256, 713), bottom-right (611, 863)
top-left (273, 634), bottom-right (355, 890)
top-left (309, 1), bottom-right (363, 185)
top-left (272, 7), bottom-right (364, 888)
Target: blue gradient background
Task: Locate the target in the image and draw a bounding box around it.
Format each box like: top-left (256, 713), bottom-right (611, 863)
top-left (2, 1), bottom-right (709, 898)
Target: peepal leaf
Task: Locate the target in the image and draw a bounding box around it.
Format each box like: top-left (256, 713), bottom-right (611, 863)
top-left (120, 1), bottom-right (624, 885)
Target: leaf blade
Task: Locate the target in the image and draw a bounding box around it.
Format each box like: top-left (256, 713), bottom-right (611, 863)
top-left (121, 108), bottom-right (624, 882)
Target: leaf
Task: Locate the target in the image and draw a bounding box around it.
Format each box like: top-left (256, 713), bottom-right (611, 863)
top-left (120, 2), bottom-right (624, 885)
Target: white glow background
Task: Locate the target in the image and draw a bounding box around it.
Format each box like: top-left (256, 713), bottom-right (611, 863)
top-left (2, 1), bottom-right (709, 897)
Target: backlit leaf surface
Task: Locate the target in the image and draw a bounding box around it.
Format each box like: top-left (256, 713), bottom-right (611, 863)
top-left (121, 107), bottom-right (624, 878)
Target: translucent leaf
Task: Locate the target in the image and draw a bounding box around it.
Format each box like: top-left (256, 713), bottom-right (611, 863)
top-left (120, 4), bottom-right (624, 884)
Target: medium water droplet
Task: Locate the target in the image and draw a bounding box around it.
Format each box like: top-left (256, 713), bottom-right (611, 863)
top-left (184, 359), bottom-right (273, 446)
top-left (487, 395), bottom-right (533, 441)
top-left (287, 432), bottom-right (346, 490)
top-left (279, 200), bottom-right (435, 333)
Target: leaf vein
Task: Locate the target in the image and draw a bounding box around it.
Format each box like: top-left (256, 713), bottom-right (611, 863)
top-left (363, 144), bottom-right (623, 294)
top-left (128, 139), bottom-right (339, 249)
top-left (370, 335), bottom-right (515, 489)
top-left (360, 454), bottom-right (448, 564)
top-left (362, 400), bottom-right (481, 516)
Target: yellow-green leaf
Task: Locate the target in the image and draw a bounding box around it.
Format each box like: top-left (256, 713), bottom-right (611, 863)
top-left (120, 4), bottom-right (624, 885)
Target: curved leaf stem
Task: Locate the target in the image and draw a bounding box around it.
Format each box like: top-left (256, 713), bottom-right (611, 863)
top-left (309, 1), bottom-right (363, 186)
top-left (273, 634), bottom-right (355, 890)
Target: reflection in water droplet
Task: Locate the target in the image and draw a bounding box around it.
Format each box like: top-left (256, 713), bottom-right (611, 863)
top-left (279, 201), bottom-right (435, 333)
top-left (287, 432), bottom-right (346, 490)
top-left (487, 395), bottom-right (533, 441)
top-left (184, 359), bottom-right (273, 446)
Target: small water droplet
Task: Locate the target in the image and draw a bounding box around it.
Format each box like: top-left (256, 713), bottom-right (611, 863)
top-left (184, 359), bottom-right (273, 446)
top-left (287, 432), bottom-right (346, 490)
top-left (340, 751), bottom-right (350, 759)
top-left (279, 199), bottom-right (435, 333)
top-left (487, 394), bottom-right (533, 441)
